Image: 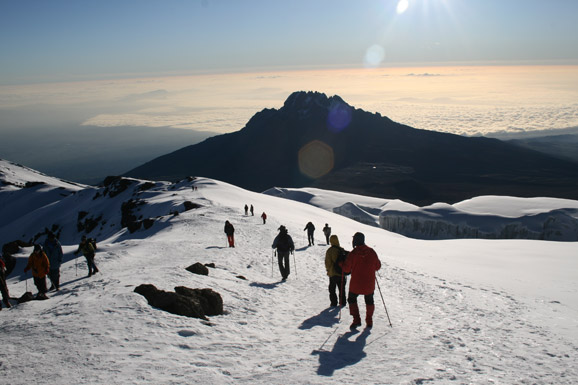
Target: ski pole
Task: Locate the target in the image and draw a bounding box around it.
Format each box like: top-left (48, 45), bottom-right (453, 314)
top-left (375, 276), bottom-right (393, 327)
top-left (293, 251), bottom-right (297, 277)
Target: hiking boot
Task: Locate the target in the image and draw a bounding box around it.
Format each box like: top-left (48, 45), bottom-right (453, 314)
top-left (349, 302), bottom-right (362, 329)
top-left (350, 320), bottom-right (362, 329)
top-left (4, 299), bottom-right (11, 308)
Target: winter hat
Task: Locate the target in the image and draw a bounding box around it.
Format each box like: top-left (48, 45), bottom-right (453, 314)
top-left (33, 244), bottom-right (42, 252)
top-left (352, 232), bottom-right (365, 247)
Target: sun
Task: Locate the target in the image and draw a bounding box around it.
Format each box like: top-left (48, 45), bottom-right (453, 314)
top-left (396, 0), bottom-right (409, 14)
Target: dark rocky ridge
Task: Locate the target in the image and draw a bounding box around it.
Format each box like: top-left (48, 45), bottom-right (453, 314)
top-left (125, 91), bottom-right (578, 205)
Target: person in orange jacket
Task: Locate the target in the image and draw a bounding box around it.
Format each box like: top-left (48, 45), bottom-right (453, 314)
top-left (341, 232), bottom-right (381, 329)
top-left (24, 244), bottom-right (50, 296)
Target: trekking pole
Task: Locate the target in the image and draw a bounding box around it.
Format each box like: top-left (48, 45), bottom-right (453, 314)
top-left (339, 271), bottom-right (345, 320)
top-left (292, 251), bottom-right (297, 277)
top-left (271, 250), bottom-right (274, 277)
top-left (375, 276), bottom-right (393, 327)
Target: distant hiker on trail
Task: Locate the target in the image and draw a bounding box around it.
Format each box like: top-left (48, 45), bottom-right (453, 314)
top-left (322, 223), bottom-right (331, 244)
top-left (74, 236), bottom-right (99, 277)
top-left (43, 232), bottom-right (63, 291)
top-left (250, 205), bottom-right (254, 216)
top-left (272, 225), bottom-right (295, 281)
top-left (304, 222), bottom-right (315, 246)
top-left (224, 220), bottom-right (235, 248)
top-left (261, 212), bottom-right (267, 224)
top-left (0, 257), bottom-right (11, 309)
top-left (244, 204), bottom-right (249, 215)
top-left (24, 244), bottom-right (50, 297)
top-left (325, 235), bottom-right (348, 307)
top-left (342, 232), bottom-right (381, 329)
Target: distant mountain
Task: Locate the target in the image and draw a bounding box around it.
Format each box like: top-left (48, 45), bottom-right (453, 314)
top-left (125, 91), bottom-right (578, 205)
top-left (508, 134), bottom-right (578, 164)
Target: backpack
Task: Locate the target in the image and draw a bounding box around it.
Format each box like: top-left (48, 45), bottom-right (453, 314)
top-left (334, 247), bottom-right (349, 276)
top-left (276, 233), bottom-right (291, 252)
top-left (89, 238), bottom-right (97, 250)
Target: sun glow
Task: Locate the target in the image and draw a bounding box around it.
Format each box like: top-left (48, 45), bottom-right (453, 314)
top-left (397, 0), bottom-right (409, 14)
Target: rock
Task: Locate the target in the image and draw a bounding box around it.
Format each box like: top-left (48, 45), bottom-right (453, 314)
top-left (204, 263), bottom-right (216, 268)
top-left (134, 284), bottom-right (207, 320)
top-left (175, 287), bottom-right (223, 316)
top-left (186, 262), bottom-right (209, 276)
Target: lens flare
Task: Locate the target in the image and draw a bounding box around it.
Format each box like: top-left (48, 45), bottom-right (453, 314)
top-left (364, 44), bottom-right (385, 68)
top-left (327, 102), bottom-right (353, 133)
top-left (298, 140), bottom-right (334, 179)
top-left (397, 0), bottom-right (409, 14)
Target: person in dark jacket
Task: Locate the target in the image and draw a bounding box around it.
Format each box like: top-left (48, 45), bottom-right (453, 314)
top-left (244, 204), bottom-right (249, 215)
top-left (43, 232), bottom-right (63, 291)
top-left (325, 235), bottom-right (348, 307)
top-left (261, 212), bottom-right (267, 224)
top-left (250, 204), bottom-right (254, 216)
top-left (342, 232), bottom-right (381, 329)
top-left (0, 257), bottom-right (11, 309)
top-left (24, 244), bottom-right (50, 296)
top-left (224, 220), bottom-right (235, 247)
top-left (304, 222), bottom-right (315, 246)
top-left (74, 236), bottom-right (99, 277)
top-left (322, 224), bottom-right (331, 244)
top-left (272, 225), bottom-right (295, 281)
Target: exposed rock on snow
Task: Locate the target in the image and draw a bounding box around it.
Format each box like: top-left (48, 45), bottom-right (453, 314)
top-left (186, 262), bottom-right (209, 276)
top-left (134, 284), bottom-right (208, 320)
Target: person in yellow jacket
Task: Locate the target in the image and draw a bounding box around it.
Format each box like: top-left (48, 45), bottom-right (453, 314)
top-left (324, 235), bottom-right (348, 307)
top-left (24, 244), bottom-right (50, 296)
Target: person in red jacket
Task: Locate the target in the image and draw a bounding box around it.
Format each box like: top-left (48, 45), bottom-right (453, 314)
top-left (341, 232), bottom-right (381, 329)
top-left (24, 244), bottom-right (50, 297)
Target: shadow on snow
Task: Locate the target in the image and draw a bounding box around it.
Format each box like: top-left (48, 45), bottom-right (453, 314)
top-left (312, 328), bottom-right (370, 377)
top-left (299, 307), bottom-right (340, 330)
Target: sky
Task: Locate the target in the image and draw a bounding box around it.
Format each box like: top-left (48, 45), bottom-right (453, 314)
top-left (1, 0), bottom-right (578, 83)
top-left (1, 0), bottom-right (578, 181)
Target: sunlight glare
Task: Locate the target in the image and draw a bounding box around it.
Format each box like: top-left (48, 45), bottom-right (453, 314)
top-left (397, 0), bottom-right (409, 14)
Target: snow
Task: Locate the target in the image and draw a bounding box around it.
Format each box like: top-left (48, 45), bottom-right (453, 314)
top-left (1, 160), bottom-right (578, 384)
top-left (265, 187), bottom-right (578, 241)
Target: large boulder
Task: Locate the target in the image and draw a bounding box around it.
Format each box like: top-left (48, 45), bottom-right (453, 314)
top-left (134, 284), bottom-right (207, 320)
top-left (175, 287), bottom-right (224, 316)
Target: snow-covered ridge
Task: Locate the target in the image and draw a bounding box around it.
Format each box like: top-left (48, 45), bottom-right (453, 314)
top-left (264, 187), bottom-right (578, 241)
top-left (1, 160), bottom-right (578, 384)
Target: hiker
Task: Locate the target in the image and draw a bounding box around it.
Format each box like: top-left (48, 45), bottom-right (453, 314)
top-left (224, 220), bottom-right (235, 247)
top-left (74, 236), bottom-right (99, 277)
top-left (250, 204), bottom-right (254, 216)
top-left (322, 223), bottom-right (331, 244)
top-left (272, 225), bottom-right (295, 281)
top-left (0, 257), bottom-right (11, 309)
top-left (325, 235), bottom-right (348, 307)
top-left (244, 204), bottom-right (249, 215)
top-left (24, 244), bottom-right (50, 297)
top-left (342, 232), bottom-right (381, 329)
top-left (43, 232), bottom-right (63, 291)
top-left (304, 221), bottom-right (315, 246)
top-left (261, 212), bottom-right (267, 224)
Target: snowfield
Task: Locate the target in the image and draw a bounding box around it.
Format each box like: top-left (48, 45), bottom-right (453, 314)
top-left (1, 160), bottom-right (577, 384)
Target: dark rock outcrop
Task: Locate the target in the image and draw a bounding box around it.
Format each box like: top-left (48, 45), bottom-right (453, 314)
top-left (186, 262), bottom-right (209, 276)
top-left (134, 284), bottom-right (207, 320)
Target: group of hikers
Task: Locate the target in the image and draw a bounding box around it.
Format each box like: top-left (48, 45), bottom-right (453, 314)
top-left (0, 233), bottom-right (100, 309)
top-left (271, 224), bottom-right (381, 329)
top-left (229, 204), bottom-right (383, 329)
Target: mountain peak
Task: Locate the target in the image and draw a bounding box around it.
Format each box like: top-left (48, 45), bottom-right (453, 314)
top-left (282, 91), bottom-right (349, 113)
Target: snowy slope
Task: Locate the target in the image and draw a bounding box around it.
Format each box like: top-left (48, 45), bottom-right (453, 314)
top-left (1, 163), bottom-right (577, 384)
top-left (265, 187), bottom-right (578, 241)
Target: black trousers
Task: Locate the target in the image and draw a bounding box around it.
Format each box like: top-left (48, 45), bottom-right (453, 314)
top-left (328, 275), bottom-right (347, 306)
top-left (347, 292), bottom-right (374, 305)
